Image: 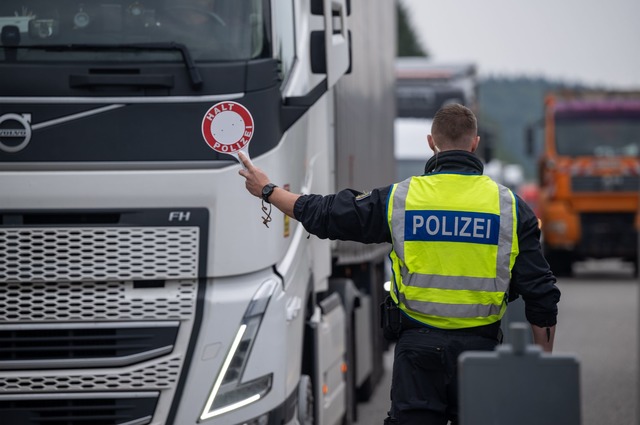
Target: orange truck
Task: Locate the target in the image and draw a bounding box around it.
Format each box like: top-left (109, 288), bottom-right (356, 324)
top-left (526, 91), bottom-right (640, 276)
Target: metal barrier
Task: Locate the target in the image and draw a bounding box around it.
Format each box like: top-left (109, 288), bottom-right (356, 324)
top-left (459, 323), bottom-right (581, 425)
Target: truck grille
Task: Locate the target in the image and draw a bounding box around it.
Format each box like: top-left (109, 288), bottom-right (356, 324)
top-left (579, 213), bottom-right (637, 258)
top-left (0, 279), bottom-right (196, 322)
top-left (0, 227), bottom-right (198, 282)
top-left (0, 322), bottom-right (179, 369)
top-left (0, 393), bottom-right (158, 425)
top-left (571, 175), bottom-right (639, 192)
top-left (0, 209), bottom-right (207, 424)
top-left (0, 357), bottom-right (182, 392)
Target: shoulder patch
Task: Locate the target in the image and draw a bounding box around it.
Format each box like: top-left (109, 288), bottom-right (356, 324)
top-left (355, 192), bottom-right (372, 201)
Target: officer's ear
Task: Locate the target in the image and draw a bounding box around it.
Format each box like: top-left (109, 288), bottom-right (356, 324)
top-left (470, 135), bottom-right (480, 153)
top-left (427, 134), bottom-right (439, 153)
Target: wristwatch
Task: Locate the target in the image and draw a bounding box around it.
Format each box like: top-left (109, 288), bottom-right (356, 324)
top-left (261, 183), bottom-right (278, 203)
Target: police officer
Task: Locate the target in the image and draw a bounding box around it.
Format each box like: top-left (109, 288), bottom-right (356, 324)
top-left (238, 103), bottom-right (560, 425)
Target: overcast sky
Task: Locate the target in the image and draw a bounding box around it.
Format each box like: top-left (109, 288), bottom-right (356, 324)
top-left (401, 0), bottom-right (640, 89)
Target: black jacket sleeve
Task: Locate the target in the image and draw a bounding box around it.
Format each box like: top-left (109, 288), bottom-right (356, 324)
top-left (510, 195), bottom-right (561, 327)
top-left (293, 186), bottom-right (392, 244)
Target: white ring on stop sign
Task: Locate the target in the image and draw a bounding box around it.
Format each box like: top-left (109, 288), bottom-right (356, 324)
top-left (201, 101), bottom-right (254, 166)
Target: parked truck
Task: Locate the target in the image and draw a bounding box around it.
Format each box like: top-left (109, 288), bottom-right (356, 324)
top-left (394, 58), bottom-right (479, 180)
top-left (526, 91), bottom-right (640, 276)
top-left (0, 0), bottom-right (396, 424)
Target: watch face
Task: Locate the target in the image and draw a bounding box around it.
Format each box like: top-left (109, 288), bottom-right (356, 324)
top-left (262, 184), bottom-right (275, 201)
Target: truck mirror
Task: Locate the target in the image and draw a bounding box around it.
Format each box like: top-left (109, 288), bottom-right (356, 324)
top-left (483, 143), bottom-right (493, 163)
top-left (309, 0), bottom-right (350, 87)
top-left (525, 126), bottom-right (534, 156)
top-left (478, 129), bottom-right (493, 163)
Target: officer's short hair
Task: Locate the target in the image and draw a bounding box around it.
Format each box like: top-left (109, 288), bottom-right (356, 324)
top-left (431, 104), bottom-right (477, 148)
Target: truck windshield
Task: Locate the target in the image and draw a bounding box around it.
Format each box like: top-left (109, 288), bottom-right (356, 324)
top-left (0, 0), bottom-right (267, 62)
top-left (396, 84), bottom-right (438, 119)
top-left (396, 81), bottom-right (465, 119)
top-left (555, 117), bottom-right (640, 157)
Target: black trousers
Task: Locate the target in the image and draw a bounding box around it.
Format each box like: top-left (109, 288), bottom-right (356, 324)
top-left (385, 327), bottom-right (498, 425)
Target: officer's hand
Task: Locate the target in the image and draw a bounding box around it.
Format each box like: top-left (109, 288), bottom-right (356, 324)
top-left (238, 152), bottom-right (270, 198)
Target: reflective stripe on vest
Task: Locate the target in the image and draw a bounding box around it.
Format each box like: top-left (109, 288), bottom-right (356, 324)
top-left (387, 173), bottom-right (519, 329)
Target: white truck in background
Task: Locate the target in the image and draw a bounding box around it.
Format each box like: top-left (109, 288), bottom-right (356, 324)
top-left (0, 1), bottom-right (396, 424)
top-left (394, 58), bottom-right (478, 180)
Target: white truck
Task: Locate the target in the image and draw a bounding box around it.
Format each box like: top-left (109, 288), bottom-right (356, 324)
top-left (394, 58), bottom-right (478, 180)
top-left (0, 1), bottom-right (396, 424)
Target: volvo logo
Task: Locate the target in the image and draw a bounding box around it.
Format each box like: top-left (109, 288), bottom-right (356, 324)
top-left (0, 113), bottom-right (32, 153)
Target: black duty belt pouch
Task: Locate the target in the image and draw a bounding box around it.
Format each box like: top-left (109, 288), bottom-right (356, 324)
top-left (380, 295), bottom-right (402, 341)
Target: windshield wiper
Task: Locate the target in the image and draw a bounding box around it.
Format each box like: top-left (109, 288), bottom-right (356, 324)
top-left (5, 41), bottom-right (203, 89)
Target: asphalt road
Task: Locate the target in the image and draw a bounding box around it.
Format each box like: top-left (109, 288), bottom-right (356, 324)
top-left (353, 259), bottom-right (639, 425)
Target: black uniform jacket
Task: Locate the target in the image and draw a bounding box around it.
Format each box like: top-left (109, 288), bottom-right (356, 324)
top-left (293, 150), bottom-right (560, 328)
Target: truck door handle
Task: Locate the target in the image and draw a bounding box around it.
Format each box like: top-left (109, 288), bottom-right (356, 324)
top-left (69, 74), bottom-right (175, 88)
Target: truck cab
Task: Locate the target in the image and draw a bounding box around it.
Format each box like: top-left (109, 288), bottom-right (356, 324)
top-left (0, 1), bottom-right (394, 424)
top-left (528, 92), bottom-right (640, 276)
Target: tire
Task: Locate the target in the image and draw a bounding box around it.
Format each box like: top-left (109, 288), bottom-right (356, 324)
top-left (357, 375), bottom-right (374, 402)
top-left (544, 245), bottom-right (573, 277)
top-left (298, 374), bottom-right (315, 425)
top-left (343, 311), bottom-right (356, 425)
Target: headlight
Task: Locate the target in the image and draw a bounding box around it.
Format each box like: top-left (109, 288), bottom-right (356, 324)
top-left (200, 279), bottom-right (278, 421)
top-left (547, 220), bottom-right (567, 235)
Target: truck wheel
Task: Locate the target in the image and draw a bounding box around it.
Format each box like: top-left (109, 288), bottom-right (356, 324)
top-left (357, 375), bottom-right (374, 402)
top-left (342, 311), bottom-right (356, 425)
top-left (544, 247), bottom-right (573, 277)
top-left (298, 374), bottom-right (315, 425)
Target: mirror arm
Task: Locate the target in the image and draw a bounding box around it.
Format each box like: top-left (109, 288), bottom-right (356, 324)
top-left (281, 79), bottom-right (328, 130)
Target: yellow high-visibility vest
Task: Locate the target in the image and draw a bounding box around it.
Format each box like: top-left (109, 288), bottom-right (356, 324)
top-left (387, 173), bottom-right (519, 329)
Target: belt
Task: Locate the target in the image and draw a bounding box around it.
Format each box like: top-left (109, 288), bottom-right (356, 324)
top-left (401, 315), bottom-right (502, 341)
